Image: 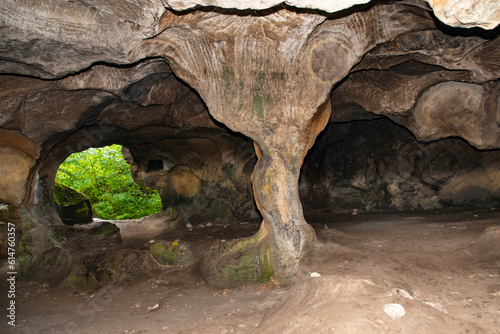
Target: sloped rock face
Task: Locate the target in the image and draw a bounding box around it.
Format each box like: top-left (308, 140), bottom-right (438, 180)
top-left (0, 0), bottom-right (499, 286)
top-left (0, 58), bottom-right (231, 223)
top-left (0, 0), bottom-right (167, 77)
top-left (160, 0), bottom-right (500, 30)
top-left (136, 3), bottom-right (483, 284)
top-left (333, 34), bottom-right (500, 150)
top-left (0, 129), bottom-right (39, 206)
top-left (473, 226), bottom-right (500, 262)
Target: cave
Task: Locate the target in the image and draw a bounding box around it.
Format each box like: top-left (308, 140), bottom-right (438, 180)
top-left (147, 159), bottom-right (165, 172)
top-left (0, 0), bottom-right (499, 332)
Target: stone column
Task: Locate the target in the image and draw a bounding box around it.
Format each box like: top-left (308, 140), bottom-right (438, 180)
top-left (134, 5), bottom-right (433, 286)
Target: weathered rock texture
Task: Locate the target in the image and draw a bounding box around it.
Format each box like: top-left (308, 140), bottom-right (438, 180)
top-left (301, 118), bottom-right (500, 212)
top-left (53, 182), bottom-right (94, 225)
top-left (0, 59), bottom-right (256, 280)
top-left (0, 129), bottom-right (39, 205)
top-left (0, 0), bottom-right (498, 286)
top-left (164, 0), bottom-right (500, 29)
top-left (123, 131), bottom-right (257, 223)
top-left (427, 0), bottom-right (500, 29)
top-left (333, 34), bottom-right (500, 149)
top-left (0, 0), bottom-right (166, 77)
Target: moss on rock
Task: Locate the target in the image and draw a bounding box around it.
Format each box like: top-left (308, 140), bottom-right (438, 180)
top-left (65, 274), bottom-right (89, 288)
top-left (53, 182), bottom-right (93, 225)
top-left (33, 247), bottom-right (73, 283)
top-left (203, 230), bottom-right (276, 288)
top-left (149, 240), bottom-right (196, 267)
top-left (150, 242), bottom-right (180, 265)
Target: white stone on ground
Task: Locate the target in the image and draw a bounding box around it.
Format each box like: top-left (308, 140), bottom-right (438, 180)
top-left (383, 303), bottom-right (406, 320)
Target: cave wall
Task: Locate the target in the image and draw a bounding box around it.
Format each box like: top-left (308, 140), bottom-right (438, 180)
top-left (0, 0), bottom-right (498, 285)
top-left (123, 131), bottom-right (258, 224)
top-left (1, 2), bottom-right (497, 215)
top-left (301, 118), bottom-right (500, 212)
top-left (0, 58), bottom-right (256, 223)
top-left (0, 58), bottom-right (258, 279)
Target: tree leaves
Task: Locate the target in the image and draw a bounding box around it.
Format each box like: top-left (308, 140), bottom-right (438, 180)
top-left (56, 145), bottom-right (161, 220)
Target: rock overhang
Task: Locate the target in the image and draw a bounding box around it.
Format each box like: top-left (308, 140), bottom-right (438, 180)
top-left (1, 0), bottom-right (498, 78)
top-left (164, 0), bottom-right (499, 30)
top-left (0, 0), bottom-right (499, 287)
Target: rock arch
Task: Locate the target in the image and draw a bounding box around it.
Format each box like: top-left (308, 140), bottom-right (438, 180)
top-left (0, 0), bottom-right (498, 286)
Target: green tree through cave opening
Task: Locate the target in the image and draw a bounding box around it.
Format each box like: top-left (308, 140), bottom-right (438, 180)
top-left (56, 144), bottom-right (161, 220)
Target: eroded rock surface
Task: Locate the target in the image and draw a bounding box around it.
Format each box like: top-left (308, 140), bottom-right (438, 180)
top-left (53, 182), bottom-right (94, 226)
top-left (0, 0), bottom-right (498, 286)
top-left (0, 59), bottom-right (256, 280)
top-left (123, 131), bottom-right (257, 223)
top-left (301, 118), bottom-right (500, 212)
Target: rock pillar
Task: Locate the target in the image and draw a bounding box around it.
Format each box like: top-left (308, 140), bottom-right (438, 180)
top-left (134, 5), bottom-right (433, 285)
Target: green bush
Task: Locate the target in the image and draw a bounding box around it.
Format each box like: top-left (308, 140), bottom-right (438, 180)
top-left (56, 145), bottom-right (161, 220)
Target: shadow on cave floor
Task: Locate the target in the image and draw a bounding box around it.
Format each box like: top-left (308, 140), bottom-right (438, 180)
top-left (1, 208), bottom-right (499, 333)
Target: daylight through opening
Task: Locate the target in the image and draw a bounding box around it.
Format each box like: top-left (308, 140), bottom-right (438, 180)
top-left (55, 144), bottom-right (162, 224)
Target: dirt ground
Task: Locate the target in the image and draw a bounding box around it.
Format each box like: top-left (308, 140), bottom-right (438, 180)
top-left (1, 208), bottom-right (499, 334)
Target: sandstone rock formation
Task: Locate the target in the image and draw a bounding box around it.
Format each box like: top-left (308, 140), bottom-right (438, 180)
top-left (123, 131), bottom-right (257, 223)
top-left (300, 118), bottom-right (500, 212)
top-left (0, 0), bottom-right (498, 286)
top-left (53, 182), bottom-right (94, 225)
top-left (164, 0), bottom-right (500, 29)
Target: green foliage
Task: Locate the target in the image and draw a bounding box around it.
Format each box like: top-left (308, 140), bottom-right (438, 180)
top-left (56, 145), bottom-right (161, 220)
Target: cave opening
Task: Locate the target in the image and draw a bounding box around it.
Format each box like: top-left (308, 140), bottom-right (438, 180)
top-left (147, 159), bottom-right (164, 172)
top-left (0, 1), bottom-right (500, 332)
top-left (301, 116), bottom-right (500, 215)
top-left (54, 144), bottom-right (162, 224)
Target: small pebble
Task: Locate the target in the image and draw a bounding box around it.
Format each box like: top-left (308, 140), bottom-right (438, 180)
top-left (147, 303), bottom-right (159, 310)
top-left (396, 288), bottom-right (414, 300)
top-left (383, 303), bottom-right (405, 320)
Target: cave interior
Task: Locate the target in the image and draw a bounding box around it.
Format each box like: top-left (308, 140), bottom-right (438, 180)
top-left (0, 0), bottom-right (499, 294)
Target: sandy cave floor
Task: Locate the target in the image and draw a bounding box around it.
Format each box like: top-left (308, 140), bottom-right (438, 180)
top-left (1, 208), bottom-right (500, 334)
